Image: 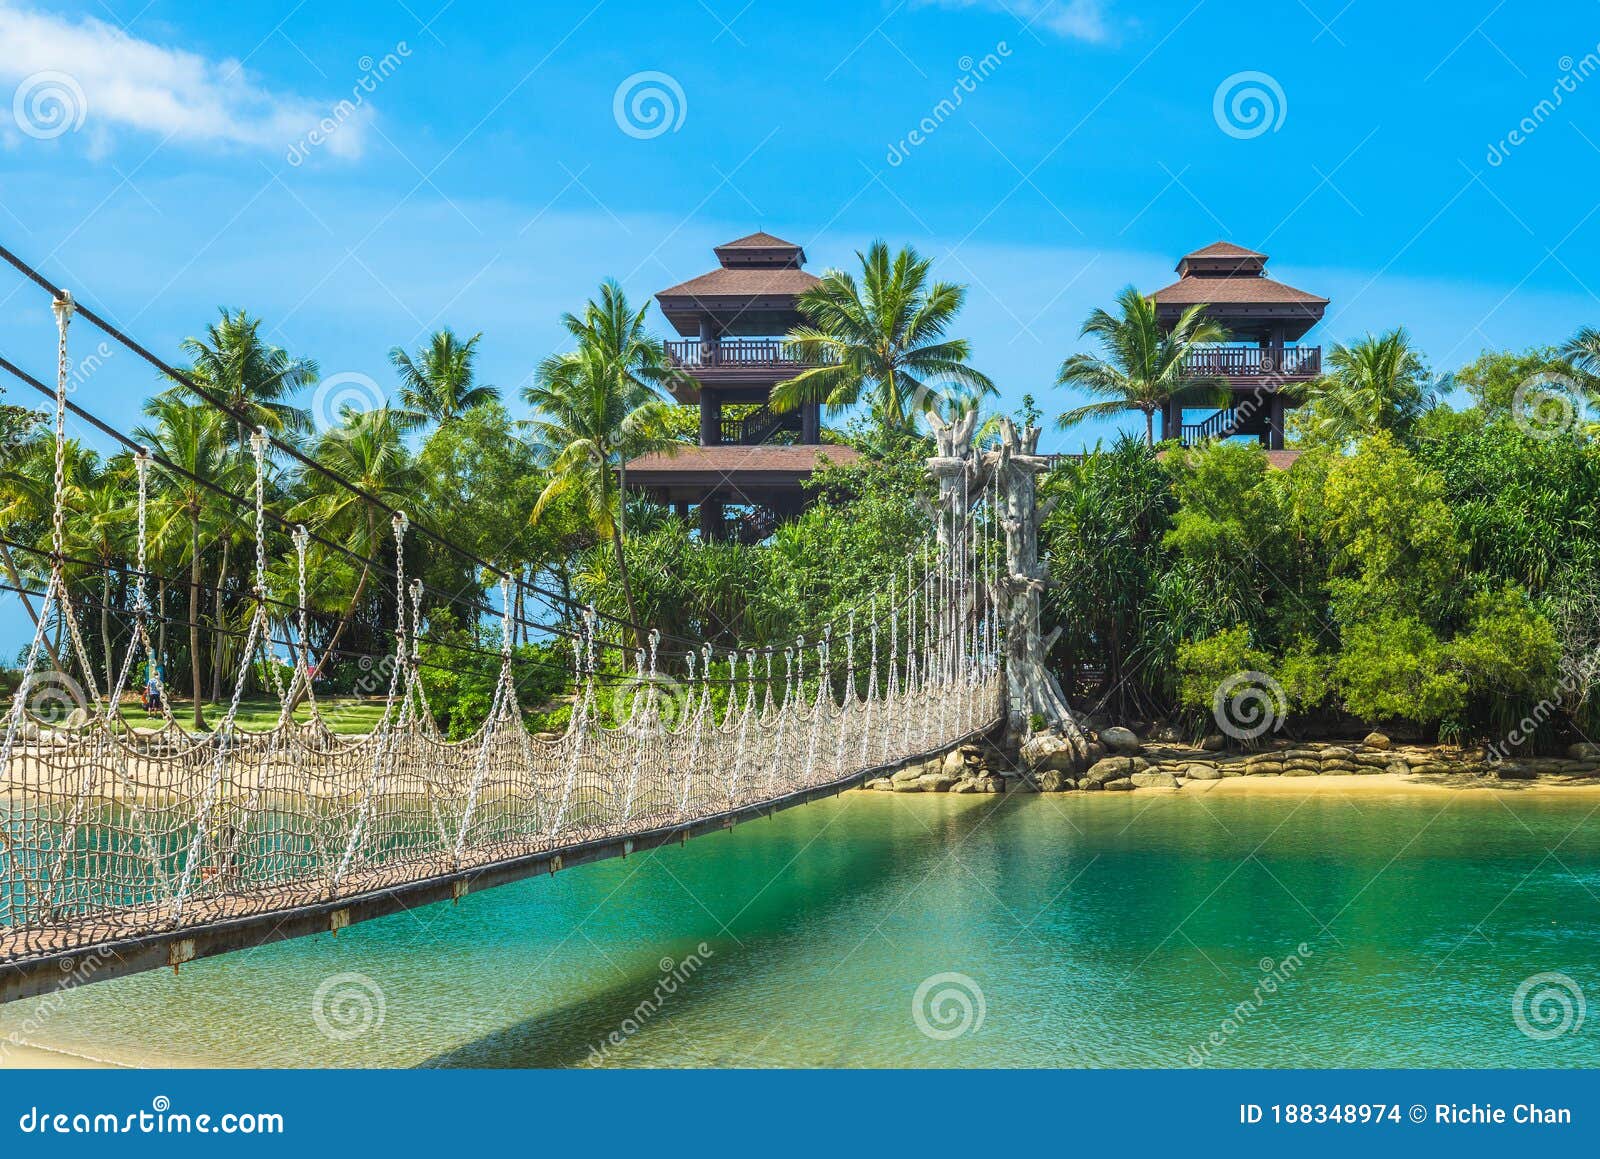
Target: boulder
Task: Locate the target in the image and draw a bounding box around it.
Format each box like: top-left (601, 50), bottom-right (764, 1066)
top-left (865, 778), bottom-right (894, 791)
top-left (1083, 755), bottom-right (1148, 784)
top-left (1245, 761), bottom-right (1285, 776)
top-left (1020, 732), bottom-right (1081, 773)
top-left (1083, 741), bottom-right (1107, 764)
top-left (1385, 761), bottom-right (1412, 776)
top-left (1035, 769), bottom-right (1071, 793)
top-left (1151, 724), bottom-right (1183, 743)
top-left (1319, 762), bottom-right (1360, 776)
top-left (942, 749), bottom-right (967, 778)
top-left (1102, 777), bottom-right (1135, 791)
top-left (1130, 770), bottom-right (1180, 789)
top-left (1319, 746), bottom-right (1354, 760)
top-left (1355, 752), bottom-right (1392, 768)
top-left (1568, 742), bottom-right (1600, 761)
top-left (978, 776), bottom-right (1005, 793)
top-left (891, 765), bottom-right (925, 785)
top-left (950, 780), bottom-right (979, 794)
top-left (919, 773), bottom-right (959, 792)
top-left (1362, 732), bottom-right (1392, 750)
top-left (1080, 779), bottom-right (1104, 791)
top-left (1282, 765), bottom-right (1317, 776)
top-left (1200, 733), bottom-right (1226, 752)
top-left (893, 779), bottom-right (926, 793)
top-left (1184, 763), bottom-right (1225, 780)
top-left (1099, 726), bottom-right (1142, 754)
top-left (1495, 762), bottom-right (1537, 781)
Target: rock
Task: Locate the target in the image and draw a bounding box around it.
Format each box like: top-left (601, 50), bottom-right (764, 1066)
top-left (1083, 755), bottom-right (1148, 784)
top-left (1245, 761), bottom-right (1285, 776)
top-left (1282, 766), bottom-right (1317, 776)
top-left (951, 780), bottom-right (978, 794)
top-left (1080, 779), bottom-right (1103, 791)
top-left (1385, 761), bottom-right (1412, 776)
top-left (891, 766), bottom-right (924, 785)
top-left (1102, 777), bottom-right (1135, 791)
top-left (1319, 746), bottom-right (1354, 759)
top-left (1282, 748), bottom-right (1321, 761)
top-left (1035, 769), bottom-right (1071, 793)
top-left (1319, 762), bottom-right (1359, 776)
top-left (1151, 724), bottom-right (1183, 743)
top-left (942, 749), bottom-right (967, 778)
top-left (865, 778), bottom-right (894, 791)
top-left (1130, 770), bottom-right (1179, 789)
top-left (1494, 762), bottom-right (1536, 781)
top-left (1184, 763), bottom-right (1224, 780)
top-left (1100, 726), bottom-right (1142, 754)
top-left (1283, 759), bottom-right (1320, 772)
top-left (1362, 732), bottom-right (1392, 750)
top-left (978, 776), bottom-right (1005, 793)
top-left (919, 773), bottom-right (959, 792)
top-left (63, 707), bottom-right (89, 729)
top-left (1568, 743), bottom-right (1600, 761)
top-left (1200, 733), bottom-right (1226, 752)
top-left (893, 779), bottom-right (925, 793)
top-left (1400, 752), bottom-right (1433, 768)
top-left (1083, 741), bottom-right (1106, 764)
top-left (1355, 752), bottom-right (1392, 768)
top-left (1020, 732), bottom-right (1081, 773)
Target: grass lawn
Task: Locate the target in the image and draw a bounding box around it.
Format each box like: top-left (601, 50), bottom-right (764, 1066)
top-left (128, 696), bottom-right (393, 736)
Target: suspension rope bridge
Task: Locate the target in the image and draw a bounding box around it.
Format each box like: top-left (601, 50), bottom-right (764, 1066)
top-left (0, 255), bottom-right (1029, 1004)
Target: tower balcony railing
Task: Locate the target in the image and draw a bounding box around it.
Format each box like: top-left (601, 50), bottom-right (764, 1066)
top-left (1181, 344), bottom-right (1321, 380)
top-left (664, 337), bottom-right (835, 370)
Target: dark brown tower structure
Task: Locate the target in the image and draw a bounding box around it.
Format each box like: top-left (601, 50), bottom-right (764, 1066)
top-left (1152, 242), bottom-right (1328, 449)
top-left (623, 233), bottom-right (858, 540)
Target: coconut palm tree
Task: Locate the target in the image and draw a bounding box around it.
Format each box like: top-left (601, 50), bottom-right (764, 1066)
top-left (1560, 326), bottom-right (1600, 389)
top-left (524, 282), bottom-right (675, 644)
top-left (133, 397), bottom-right (237, 729)
top-left (771, 241), bottom-right (995, 434)
top-left (180, 309), bottom-right (318, 442)
top-left (1292, 329), bottom-right (1440, 446)
top-left (290, 407), bottom-right (422, 669)
top-left (389, 328), bottom-right (500, 427)
top-left (1054, 286), bottom-right (1230, 446)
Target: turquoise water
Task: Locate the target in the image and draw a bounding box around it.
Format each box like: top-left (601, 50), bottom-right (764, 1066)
top-left (5, 789), bottom-right (1599, 1068)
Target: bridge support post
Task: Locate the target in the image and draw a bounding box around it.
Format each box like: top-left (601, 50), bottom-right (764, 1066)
top-left (986, 419), bottom-right (1090, 768)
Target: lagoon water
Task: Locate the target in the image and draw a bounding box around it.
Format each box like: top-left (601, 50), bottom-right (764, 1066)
top-left (5, 790), bottom-right (1599, 1068)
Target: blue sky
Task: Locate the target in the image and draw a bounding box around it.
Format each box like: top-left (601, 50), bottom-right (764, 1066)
top-left (1, 0), bottom-right (1598, 647)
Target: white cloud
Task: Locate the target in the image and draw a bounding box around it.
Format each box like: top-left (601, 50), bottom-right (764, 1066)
top-left (921, 0), bottom-right (1114, 44)
top-left (0, 3), bottom-right (367, 158)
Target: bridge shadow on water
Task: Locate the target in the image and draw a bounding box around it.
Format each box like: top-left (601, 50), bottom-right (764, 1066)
top-left (417, 791), bottom-right (1021, 1068)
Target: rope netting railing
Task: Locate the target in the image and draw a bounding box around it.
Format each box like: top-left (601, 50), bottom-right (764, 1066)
top-left (0, 287), bottom-right (1005, 963)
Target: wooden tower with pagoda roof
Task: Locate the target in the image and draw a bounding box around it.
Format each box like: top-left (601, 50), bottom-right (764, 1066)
top-left (623, 232), bottom-right (858, 541)
top-left (1152, 241), bottom-right (1329, 450)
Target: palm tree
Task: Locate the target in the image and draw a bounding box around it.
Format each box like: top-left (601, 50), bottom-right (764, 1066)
top-left (1292, 328), bottom-right (1440, 445)
top-left (524, 282), bottom-right (674, 644)
top-left (134, 397), bottom-right (237, 729)
top-left (291, 407), bottom-right (422, 669)
top-left (770, 241), bottom-right (995, 434)
top-left (1055, 286), bottom-right (1230, 446)
top-left (1560, 326), bottom-right (1600, 390)
top-left (389, 328), bottom-right (500, 427)
top-left (180, 309), bottom-right (318, 443)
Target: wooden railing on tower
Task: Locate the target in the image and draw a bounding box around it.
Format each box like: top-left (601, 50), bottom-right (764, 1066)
top-left (1182, 344), bottom-right (1320, 379)
top-left (664, 338), bottom-right (834, 369)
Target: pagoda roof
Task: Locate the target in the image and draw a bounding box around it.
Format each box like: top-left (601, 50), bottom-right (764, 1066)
top-left (1181, 240), bottom-right (1267, 263)
top-left (625, 444), bottom-right (860, 475)
top-left (1151, 274), bottom-right (1328, 306)
top-left (656, 266), bottom-right (820, 299)
top-left (717, 231), bottom-right (805, 252)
